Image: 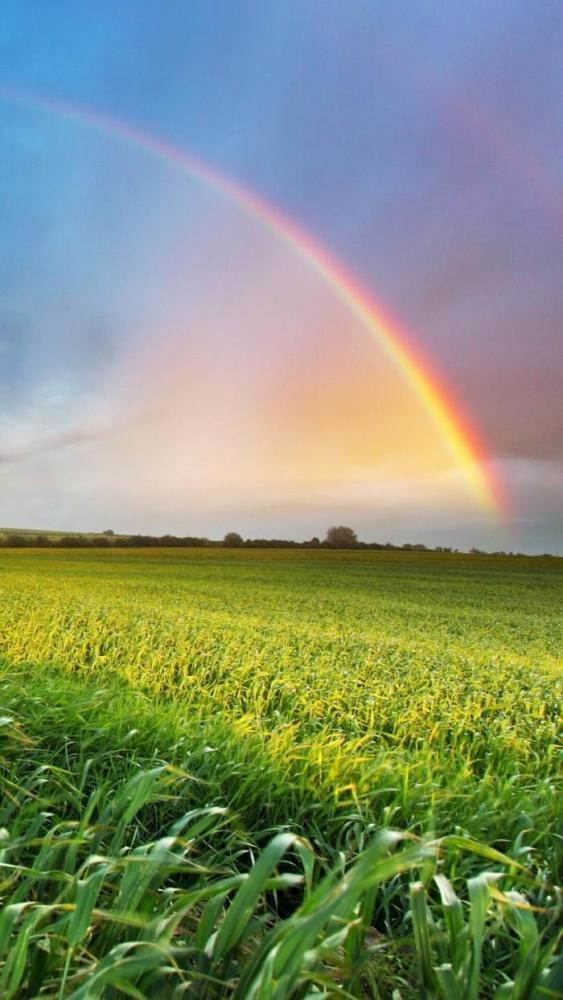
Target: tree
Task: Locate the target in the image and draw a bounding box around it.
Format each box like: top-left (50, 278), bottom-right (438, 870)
top-left (324, 525), bottom-right (358, 548)
top-left (223, 531), bottom-right (244, 547)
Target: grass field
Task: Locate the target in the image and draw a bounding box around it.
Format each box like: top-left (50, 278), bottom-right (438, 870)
top-left (0, 548), bottom-right (561, 997)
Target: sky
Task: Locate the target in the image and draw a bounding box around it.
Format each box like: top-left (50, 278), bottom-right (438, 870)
top-left (0, 1), bottom-right (561, 552)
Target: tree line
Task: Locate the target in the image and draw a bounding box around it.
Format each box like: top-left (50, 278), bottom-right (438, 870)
top-left (0, 524), bottom-right (545, 556)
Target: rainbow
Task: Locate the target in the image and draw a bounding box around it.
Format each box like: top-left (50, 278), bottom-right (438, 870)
top-left (0, 85), bottom-right (505, 515)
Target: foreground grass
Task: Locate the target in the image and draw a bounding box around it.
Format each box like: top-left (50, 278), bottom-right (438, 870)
top-left (0, 550), bottom-right (561, 868)
top-left (1, 661), bottom-right (561, 998)
top-left (0, 549), bottom-right (561, 994)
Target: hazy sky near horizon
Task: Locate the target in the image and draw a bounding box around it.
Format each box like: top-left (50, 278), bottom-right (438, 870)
top-left (0, 1), bottom-right (561, 552)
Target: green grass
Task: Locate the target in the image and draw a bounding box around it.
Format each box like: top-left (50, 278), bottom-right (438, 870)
top-left (0, 548), bottom-right (561, 996)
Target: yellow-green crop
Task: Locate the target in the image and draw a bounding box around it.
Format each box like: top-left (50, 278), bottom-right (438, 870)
top-left (0, 548), bottom-right (561, 996)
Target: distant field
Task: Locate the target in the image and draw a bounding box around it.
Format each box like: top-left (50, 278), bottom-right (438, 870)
top-left (0, 548), bottom-right (561, 996)
top-left (0, 526), bottom-right (128, 540)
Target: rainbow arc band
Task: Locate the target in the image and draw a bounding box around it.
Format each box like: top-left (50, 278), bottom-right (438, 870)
top-left (0, 85), bottom-right (505, 516)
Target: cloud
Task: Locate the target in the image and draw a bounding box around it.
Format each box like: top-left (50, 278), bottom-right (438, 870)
top-left (0, 422), bottom-right (103, 464)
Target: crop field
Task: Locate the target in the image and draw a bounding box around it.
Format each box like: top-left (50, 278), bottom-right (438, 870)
top-left (0, 547), bottom-right (561, 997)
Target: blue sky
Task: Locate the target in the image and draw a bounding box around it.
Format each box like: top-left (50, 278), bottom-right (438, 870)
top-left (0, 1), bottom-right (561, 550)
